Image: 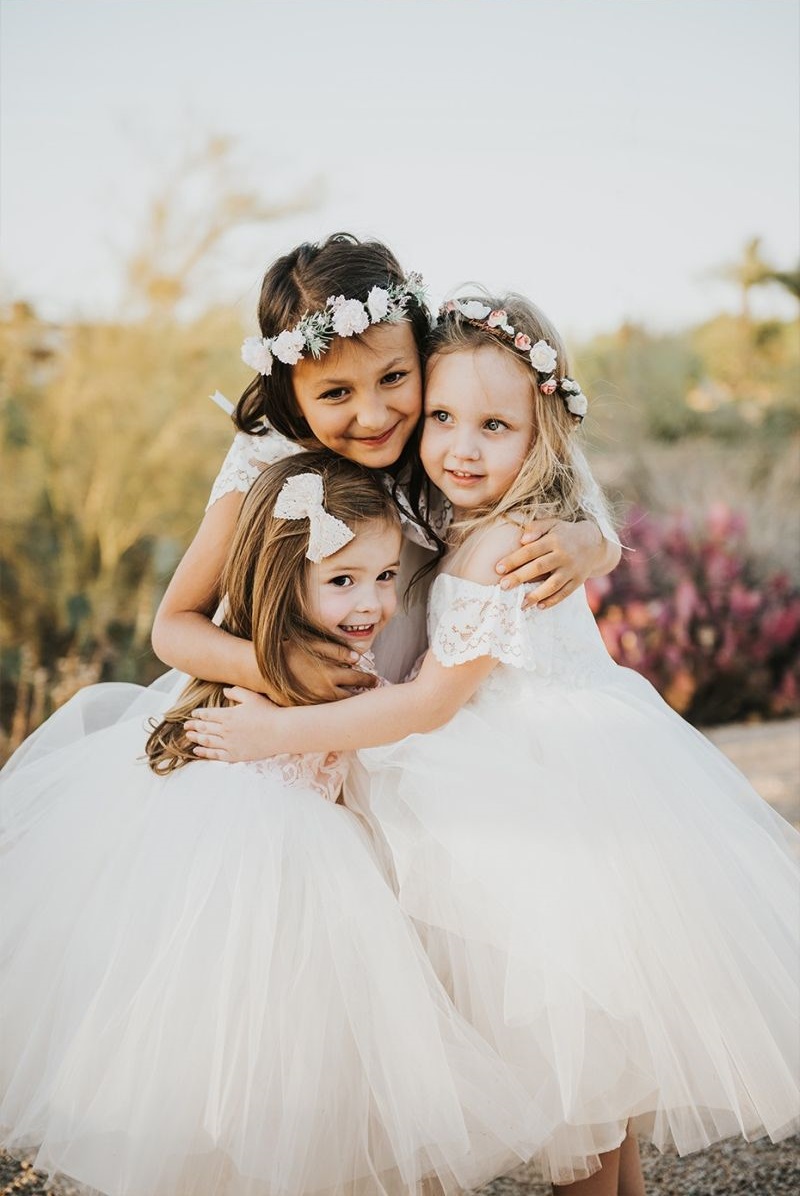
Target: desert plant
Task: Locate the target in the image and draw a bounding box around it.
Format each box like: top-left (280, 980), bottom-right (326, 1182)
top-left (586, 506), bottom-right (800, 726)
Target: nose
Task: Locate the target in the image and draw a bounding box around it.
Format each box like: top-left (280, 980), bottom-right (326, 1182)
top-left (355, 584), bottom-right (381, 616)
top-left (353, 389), bottom-right (388, 432)
top-left (451, 427), bottom-right (480, 461)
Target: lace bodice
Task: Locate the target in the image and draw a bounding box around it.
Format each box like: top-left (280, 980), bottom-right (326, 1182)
top-left (243, 750), bottom-right (350, 803)
top-left (428, 573), bottom-right (617, 696)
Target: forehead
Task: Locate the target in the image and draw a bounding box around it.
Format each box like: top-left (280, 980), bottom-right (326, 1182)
top-left (317, 519), bottom-right (402, 570)
top-left (426, 345), bottom-right (533, 414)
top-left (293, 320), bottom-right (418, 388)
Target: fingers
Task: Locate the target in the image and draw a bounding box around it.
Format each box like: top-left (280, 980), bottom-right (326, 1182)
top-left (315, 642), bottom-right (364, 668)
top-left (191, 745), bottom-right (230, 761)
top-left (498, 550), bottom-right (559, 590)
top-left (519, 518), bottom-right (557, 544)
top-left (522, 573), bottom-right (580, 610)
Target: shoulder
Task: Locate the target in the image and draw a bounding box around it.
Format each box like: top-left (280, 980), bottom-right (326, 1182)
top-left (206, 429), bottom-right (302, 510)
top-left (451, 521), bottom-right (523, 587)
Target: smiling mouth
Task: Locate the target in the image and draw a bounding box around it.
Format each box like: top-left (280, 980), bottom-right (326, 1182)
top-left (446, 469), bottom-right (485, 482)
top-left (351, 422), bottom-right (401, 446)
top-left (339, 623), bottom-right (376, 639)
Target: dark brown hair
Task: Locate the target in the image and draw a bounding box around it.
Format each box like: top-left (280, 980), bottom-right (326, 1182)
top-left (236, 232), bottom-right (432, 443)
top-left (146, 451), bottom-right (400, 774)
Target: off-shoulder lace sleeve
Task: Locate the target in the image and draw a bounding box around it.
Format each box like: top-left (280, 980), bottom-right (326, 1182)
top-left (429, 574), bottom-right (537, 669)
top-left (206, 430), bottom-right (303, 509)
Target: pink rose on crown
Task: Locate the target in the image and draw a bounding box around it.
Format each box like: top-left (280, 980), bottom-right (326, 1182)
top-left (487, 309), bottom-right (508, 328)
top-left (540, 380), bottom-right (557, 395)
top-left (331, 299), bottom-right (370, 337)
top-left (529, 340), bottom-right (559, 374)
top-left (272, 328), bottom-right (306, 365)
top-left (514, 333), bottom-right (532, 352)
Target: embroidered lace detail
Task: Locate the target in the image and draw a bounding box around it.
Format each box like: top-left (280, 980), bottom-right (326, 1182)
top-left (206, 430), bottom-right (303, 509)
top-left (428, 573), bottom-right (617, 690)
top-left (430, 575), bottom-right (537, 670)
top-left (245, 751), bottom-right (349, 803)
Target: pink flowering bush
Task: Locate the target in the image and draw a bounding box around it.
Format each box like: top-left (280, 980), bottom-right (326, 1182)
top-left (586, 505), bottom-right (800, 726)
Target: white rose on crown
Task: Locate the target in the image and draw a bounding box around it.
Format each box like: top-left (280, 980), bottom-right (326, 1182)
top-left (367, 286), bottom-right (390, 323)
top-left (241, 336), bottom-right (274, 376)
top-left (529, 340), bottom-right (558, 374)
top-left (456, 300), bottom-right (492, 320)
top-left (566, 390), bottom-right (588, 417)
top-left (272, 328), bottom-right (306, 365)
top-left (560, 377), bottom-right (581, 396)
top-left (331, 299), bottom-right (370, 337)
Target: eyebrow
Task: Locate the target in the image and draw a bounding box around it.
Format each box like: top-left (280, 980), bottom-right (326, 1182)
top-left (315, 355), bottom-right (410, 387)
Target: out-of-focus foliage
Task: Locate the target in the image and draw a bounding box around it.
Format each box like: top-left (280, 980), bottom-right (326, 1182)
top-left (0, 300), bottom-right (243, 753)
top-left (0, 135), bottom-right (318, 760)
top-left (586, 507), bottom-right (800, 726)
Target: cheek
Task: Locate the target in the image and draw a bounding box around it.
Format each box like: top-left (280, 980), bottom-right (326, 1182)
top-left (419, 423), bottom-right (441, 470)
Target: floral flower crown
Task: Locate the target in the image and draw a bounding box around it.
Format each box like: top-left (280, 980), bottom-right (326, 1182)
top-left (241, 273), bottom-right (428, 377)
top-left (440, 300), bottom-right (588, 420)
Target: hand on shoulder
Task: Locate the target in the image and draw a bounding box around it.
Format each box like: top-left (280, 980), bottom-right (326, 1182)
top-left (449, 521), bottom-right (527, 588)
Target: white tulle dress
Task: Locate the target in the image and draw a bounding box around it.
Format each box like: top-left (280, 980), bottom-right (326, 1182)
top-left (0, 664), bottom-right (549, 1196)
top-left (360, 561), bottom-right (800, 1184)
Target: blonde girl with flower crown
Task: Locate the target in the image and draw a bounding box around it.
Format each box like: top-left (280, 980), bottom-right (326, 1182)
top-left (152, 233), bottom-right (620, 696)
top-left (187, 296), bottom-right (800, 1196)
top-left (0, 450), bottom-right (546, 1196)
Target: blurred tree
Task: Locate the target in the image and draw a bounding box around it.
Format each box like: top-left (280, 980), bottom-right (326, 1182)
top-left (0, 137), bottom-right (318, 759)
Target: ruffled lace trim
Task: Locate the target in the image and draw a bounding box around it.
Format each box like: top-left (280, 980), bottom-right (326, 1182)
top-left (429, 574), bottom-right (538, 670)
top-left (206, 430), bottom-right (303, 510)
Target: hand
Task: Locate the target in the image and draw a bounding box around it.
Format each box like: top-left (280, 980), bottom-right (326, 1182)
top-left (495, 519), bottom-right (605, 610)
top-left (282, 639), bottom-right (378, 703)
top-left (184, 687), bottom-right (282, 762)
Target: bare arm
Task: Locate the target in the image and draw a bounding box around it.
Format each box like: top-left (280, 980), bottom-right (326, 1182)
top-left (151, 490), bottom-right (267, 690)
top-left (185, 648), bottom-right (496, 760)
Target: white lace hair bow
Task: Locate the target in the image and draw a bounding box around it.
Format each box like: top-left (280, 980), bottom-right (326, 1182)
top-left (273, 473), bottom-right (355, 563)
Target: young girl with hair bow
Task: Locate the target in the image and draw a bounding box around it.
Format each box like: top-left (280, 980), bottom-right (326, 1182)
top-left (0, 451), bottom-right (544, 1196)
top-left (189, 294), bottom-right (800, 1196)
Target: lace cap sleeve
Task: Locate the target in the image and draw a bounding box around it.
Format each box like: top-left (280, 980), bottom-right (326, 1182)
top-left (206, 430), bottom-right (303, 510)
top-left (429, 574), bottom-right (537, 669)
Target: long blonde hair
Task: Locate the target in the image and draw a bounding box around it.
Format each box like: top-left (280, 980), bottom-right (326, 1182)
top-left (424, 290), bottom-right (614, 542)
top-left (146, 451), bottom-right (399, 773)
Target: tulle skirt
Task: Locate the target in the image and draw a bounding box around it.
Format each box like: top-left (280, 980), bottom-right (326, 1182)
top-left (361, 666), bottom-right (800, 1183)
top-left (0, 679), bottom-right (544, 1196)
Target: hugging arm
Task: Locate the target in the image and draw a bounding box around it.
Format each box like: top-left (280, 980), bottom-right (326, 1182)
top-left (497, 518), bottom-right (621, 609)
top-left (151, 489), bottom-right (268, 691)
top-left (184, 649), bottom-right (496, 761)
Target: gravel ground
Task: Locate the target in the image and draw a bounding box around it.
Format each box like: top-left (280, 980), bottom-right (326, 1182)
top-left (3, 720), bottom-right (798, 1196)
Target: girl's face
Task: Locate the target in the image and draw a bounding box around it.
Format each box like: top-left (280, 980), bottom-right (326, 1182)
top-left (292, 322), bottom-right (422, 469)
top-left (309, 520), bottom-right (403, 649)
top-left (421, 346), bottom-right (535, 517)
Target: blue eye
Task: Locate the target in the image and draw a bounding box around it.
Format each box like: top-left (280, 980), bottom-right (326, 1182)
top-left (429, 410), bottom-right (451, 423)
top-left (484, 418), bottom-right (507, 431)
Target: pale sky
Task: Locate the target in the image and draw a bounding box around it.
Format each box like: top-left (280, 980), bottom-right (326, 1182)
top-left (1, 0), bottom-right (798, 338)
